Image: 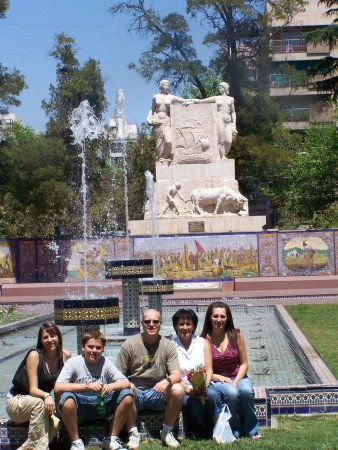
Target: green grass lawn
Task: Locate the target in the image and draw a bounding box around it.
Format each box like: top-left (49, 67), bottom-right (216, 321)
top-left (0, 305), bottom-right (34, 325)
top-left (285, 303), bottom-right (338, 377)
top-left (85, 414), bottom-right (338, 450)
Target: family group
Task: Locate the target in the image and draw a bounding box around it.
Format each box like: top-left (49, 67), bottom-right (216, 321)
top-left (6, 301), bottom-right (261, 450)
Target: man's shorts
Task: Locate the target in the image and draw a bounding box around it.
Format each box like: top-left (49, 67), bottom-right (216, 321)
top-left (136, 388), bottom-right (165, 412)
top-left (58, 388), bottom-right (132, 423)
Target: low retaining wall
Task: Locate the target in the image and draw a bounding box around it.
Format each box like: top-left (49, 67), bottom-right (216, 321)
top-left (0, 395), bottom-right (270, 449)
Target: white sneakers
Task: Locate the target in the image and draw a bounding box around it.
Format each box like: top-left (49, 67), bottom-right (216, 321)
top-left (160, 430), bottom-right (180, 448)
top-left (70, 430), bottom-right (178, 449)
top-left (102, 436), bottom-right (127, 450)
top-left (127, 431), bottom-right (141, 449)
top-left (70, 439), bottom-right (85, 450)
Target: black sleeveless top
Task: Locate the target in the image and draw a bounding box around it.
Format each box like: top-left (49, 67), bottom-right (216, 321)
top-left (13, 348), bottom-right (64, 395)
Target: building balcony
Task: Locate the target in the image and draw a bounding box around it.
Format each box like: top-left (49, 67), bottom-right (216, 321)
top-left (285, 108), bottom-right (310, 121)
top-left (270, 39), bottom-right (306, 54)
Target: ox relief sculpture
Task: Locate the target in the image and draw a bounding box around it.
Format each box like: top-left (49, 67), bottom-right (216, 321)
top-left (158, 182), bottom-right (248, 218)
top-left (190, 186), bottom-right (247, 216)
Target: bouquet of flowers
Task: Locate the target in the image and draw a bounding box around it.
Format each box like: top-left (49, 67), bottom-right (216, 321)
top-left (186, 364), bottom-right (207, 404)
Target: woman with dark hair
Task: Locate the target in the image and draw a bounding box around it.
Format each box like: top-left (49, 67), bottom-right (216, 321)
top-left (172, 308), bottom-right (221, 437)
top-left (201, 302), bottom-right (261, 439)
top-left (6, 321), bottom-right (71, 449)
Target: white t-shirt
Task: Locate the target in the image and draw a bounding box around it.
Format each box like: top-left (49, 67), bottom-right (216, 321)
top-left (57, 355), bottom-right (126, 395)
top-left (172, 335), bottom-right (205, 387)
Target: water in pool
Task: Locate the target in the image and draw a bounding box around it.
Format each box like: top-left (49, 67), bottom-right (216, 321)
top-left (0, 305), bottom-right (315, 419)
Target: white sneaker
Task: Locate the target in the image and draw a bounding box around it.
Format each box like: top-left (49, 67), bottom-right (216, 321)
top-left (127, 431), bottom-right (140, 449)
top-left (70, 439), bottom-right (85, 450)
top-left (102, 436), bottom-right (127, 450)
top-left (160, 430), bottom-right (180, 448)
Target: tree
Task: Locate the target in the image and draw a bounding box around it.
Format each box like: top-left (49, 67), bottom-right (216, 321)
top-left (42, 33), bottom-right (108, 144)
top-left (304, 0), bottom-right (338, 100)
top-left (187, 1), bottom-right (307, 104)
top-left (109, 1), bottom-right (207, 96)
top-left (0, 0), bottom-right (9, 18)
top-left (126, 126), bottom-right (156, 221)
top-left (259, 122), bottom-right (337, 228)
top-left (41, 33), bottom-right (112, 237)
top-left (0, 0), bottom-right (27, 114)
top-left (285, 123), bottom-right (337, 226)
top-left (0, 123), bottom-right (82, 238)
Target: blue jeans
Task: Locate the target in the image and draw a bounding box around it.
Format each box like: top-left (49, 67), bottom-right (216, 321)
top-left (135, 388), bottom-right (166, 412)
top-left (183, 384), bottom-right (221, 437)
top-left (58, 389), bottom-right (132, 423)
top-left (214, 378), bottom-right (259, 437)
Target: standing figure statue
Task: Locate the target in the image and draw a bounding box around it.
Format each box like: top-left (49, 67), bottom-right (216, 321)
top-left (147, 80), bottom-right (188, 162)
top-left (193, 82), bottom-right (238, 159)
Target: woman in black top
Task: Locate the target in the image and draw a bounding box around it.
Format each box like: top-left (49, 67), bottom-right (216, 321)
top-left (6, 321), bottom-right (71, 449)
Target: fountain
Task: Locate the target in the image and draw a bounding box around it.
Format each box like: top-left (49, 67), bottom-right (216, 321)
top-left (139, 170), bottom-right (174, 316)
top-left (104, 92), bottom-right (174, 334)
top-left (53, 100), bottom-right (119, 352)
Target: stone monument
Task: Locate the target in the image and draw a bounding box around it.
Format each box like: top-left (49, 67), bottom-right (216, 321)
top-left (129, 81), bottom-right (266, 235)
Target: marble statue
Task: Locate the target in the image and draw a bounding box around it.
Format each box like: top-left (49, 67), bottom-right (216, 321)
top-left (147, 80), bottom-right (188, 162)
top-left (190, 185), bottom-right (247, 215)
top-left (193, 82), bottom-right (238, 158)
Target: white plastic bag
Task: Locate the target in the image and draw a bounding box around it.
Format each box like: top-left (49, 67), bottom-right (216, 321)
top-left (213, 404), bottom-right (236, 444)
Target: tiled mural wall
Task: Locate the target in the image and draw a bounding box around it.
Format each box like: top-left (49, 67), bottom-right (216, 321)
top-left (0, 230), bottom-right (337, 283)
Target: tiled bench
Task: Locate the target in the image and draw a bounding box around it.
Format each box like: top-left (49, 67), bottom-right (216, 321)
top-left (0, 411), bottom-right (182, 450)
top-left (0, 392), bottom-right (270, 449)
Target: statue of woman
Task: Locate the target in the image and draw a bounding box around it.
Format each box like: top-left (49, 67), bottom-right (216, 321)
top-left (147, 79), bottom-right (187, 161)
top-left (193, 82), bottom-right (238, 159)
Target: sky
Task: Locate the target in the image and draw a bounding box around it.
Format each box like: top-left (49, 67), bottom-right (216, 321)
top-left (0, 0), bottom-right (210, 132)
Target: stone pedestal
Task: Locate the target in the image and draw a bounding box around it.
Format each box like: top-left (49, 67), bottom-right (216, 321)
top-left (129, 215), bottom-right (266, 235)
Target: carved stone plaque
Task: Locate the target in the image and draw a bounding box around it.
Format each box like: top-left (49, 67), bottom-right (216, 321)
top-left (171, 103), bottom-right (218, 164)
top-left (188, 221), bottom-right (205, 233)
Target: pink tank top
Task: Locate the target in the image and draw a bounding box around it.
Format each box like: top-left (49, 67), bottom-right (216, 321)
top-left (208, 334), bottom-right (239, 379)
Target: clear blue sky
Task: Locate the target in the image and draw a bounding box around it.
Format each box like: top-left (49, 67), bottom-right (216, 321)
top-left (1, 0), bottom-right (209, 131)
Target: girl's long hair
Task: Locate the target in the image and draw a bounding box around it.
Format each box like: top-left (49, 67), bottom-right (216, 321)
top-left (200, 301), bottom-right (238, 348)
top-left (36, 321), bottom-right (63, 360)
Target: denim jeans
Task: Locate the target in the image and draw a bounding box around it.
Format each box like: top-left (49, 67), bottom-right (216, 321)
top-left (183, 384), bottom-right (222, 437)
top-left (135, 387), bottom-right (166, 411)
top-left (213, 377), bottom-right (259, 437)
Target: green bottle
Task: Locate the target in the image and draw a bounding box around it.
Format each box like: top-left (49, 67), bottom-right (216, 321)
top-left (97, 391), bottom-right (105, 416)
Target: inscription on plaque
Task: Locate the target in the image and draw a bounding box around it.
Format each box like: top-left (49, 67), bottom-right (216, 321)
top-left (188, 221), bottom-right (205, 233)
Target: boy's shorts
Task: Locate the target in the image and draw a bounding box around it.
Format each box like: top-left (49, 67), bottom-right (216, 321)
top-left (58, 388), bottom-right (131, 423)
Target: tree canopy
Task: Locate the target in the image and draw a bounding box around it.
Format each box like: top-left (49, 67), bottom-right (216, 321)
top-left (0, 0), bottom-right (27, 114)
top-left (109, 1), bottom-right (207, 96)
top-left (304, 0), bottom-right (338, 100)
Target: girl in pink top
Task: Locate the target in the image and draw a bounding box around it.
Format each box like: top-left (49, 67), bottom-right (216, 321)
top-left (201, 302), bottom-right (262, 439)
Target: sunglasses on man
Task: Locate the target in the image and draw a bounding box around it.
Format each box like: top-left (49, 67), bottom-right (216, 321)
top-left (143, 319), bottom-right (161, 325)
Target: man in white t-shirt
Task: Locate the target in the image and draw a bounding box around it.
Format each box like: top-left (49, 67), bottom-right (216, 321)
top-left (116, 309), bottom-right (184, 449)
top-left (55, 330), bottom-right (133, 450)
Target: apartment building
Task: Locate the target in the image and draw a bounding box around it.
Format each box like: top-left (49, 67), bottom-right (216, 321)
top-left (269, 0), bottom-right (337, 130)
